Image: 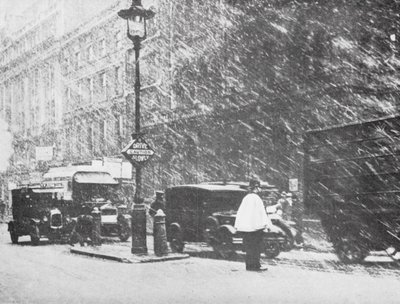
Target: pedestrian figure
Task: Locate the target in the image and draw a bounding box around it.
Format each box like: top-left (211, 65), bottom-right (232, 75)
top-left (69, 214), bottom-right (94, 246)
top-left (234, 178), bottom-right (272, 271)
top-left (276, 192), bottom-right (292, 221)
top-left (291, 194), bottom-right (304, 245)
top-left (149, 191), bottom-right (165, 217)
top-left (0, 200), bottom-right (5, 221)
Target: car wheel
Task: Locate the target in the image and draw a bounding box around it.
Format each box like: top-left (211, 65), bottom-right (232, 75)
top-left (30, 225), bottom-right (40, 246)
top-left (274, 221), bottom-right (294, 251)
top-left (10, 230), bottom-right (18, 244)
top-left (169, 226), bottom-right (184, 253)
top-left (334, 238), bottom-right (368, 264)
top-left (213, 228), bottom-right (236, 259)
top-left (203, 216), bottom-right (219, 245)
top-left (119, 223), bottom-right (130, 242)
top-left (263, 240), bottom-right (281, 259)
top-left (47, 233), bottom-right (56, 243)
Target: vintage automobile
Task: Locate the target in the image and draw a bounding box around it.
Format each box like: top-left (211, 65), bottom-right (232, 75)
top-left (8, 185), bottom-right (75, 245)
top-left (99, 203), bottom-right (131, 241)
top-left (164, 181), bottom-right (284, 256)
top-left (8, 165), bottom-right (128, 245)
top-left (204, 210), bottom-right (289, 258)
top-left (304, 115), bottom-right (400, 263)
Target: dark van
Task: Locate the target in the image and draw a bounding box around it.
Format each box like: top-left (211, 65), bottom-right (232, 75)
top-left (165, 182), bottom-right (278, 252)
top-left (165, 184), bottom-right (246, 252)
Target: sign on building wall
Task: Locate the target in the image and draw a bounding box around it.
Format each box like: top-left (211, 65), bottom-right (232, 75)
top-left (289, 178), bottom-right (299, 192)
top-left (35, 146), bottom-right (54, 161)
top-left (103, 157), bottom-right (133, 180)
top-left (91, 157), bottom-right (133, 180)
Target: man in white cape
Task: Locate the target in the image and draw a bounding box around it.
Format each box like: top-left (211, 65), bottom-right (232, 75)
top-left (235, 178), bottom-right (272, 271)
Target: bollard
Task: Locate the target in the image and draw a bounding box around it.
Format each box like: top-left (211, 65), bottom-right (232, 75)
top-left (153, 209), bottom-right (169, 256)
top-left (131, 203), bottom-right (148, 254)
top-left (91, 208), bottom-right (102, 246)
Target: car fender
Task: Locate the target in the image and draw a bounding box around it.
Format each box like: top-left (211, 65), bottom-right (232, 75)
top-left (169, 222), bottom-right (182, 233)
top-left (118, 214), bottom-right (131, 222)
top-left (217, 224), bottom-right (236, 236)
top-left (30, 218), bottom-right (40, 225)
top-left (265, 224), bottom-right (285, 235)
top-left (205, 216), bottom-right (220, 229)
top-left (50, 208), bottom-right (61, 216)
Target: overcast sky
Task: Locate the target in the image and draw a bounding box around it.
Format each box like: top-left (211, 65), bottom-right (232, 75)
top-left (0, 0), bottom-right (30, 27)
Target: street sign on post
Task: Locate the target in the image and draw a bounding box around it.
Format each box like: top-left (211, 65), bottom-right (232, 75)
top-left (121, 135), bottom-right (155, 168)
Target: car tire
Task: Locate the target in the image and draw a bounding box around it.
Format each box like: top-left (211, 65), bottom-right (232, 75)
top-left (47, 233), bottom-right (56, 243)
top-left (169, 225), bottom-right (184, 253)
top-left (334, 238), bottom-right (368, 264)
top-left (213, 228), bottom-right (236, 259)
top-left (119, 222), bottom-right (130, 242)
top-left (203, 216), bottom-right (219, 245)
top-left (263, 240), bottom-right (281, 259)
top-left (273, 220), bottom-right (294, 251)
top-left (30, 225), bottom-right (40, 246)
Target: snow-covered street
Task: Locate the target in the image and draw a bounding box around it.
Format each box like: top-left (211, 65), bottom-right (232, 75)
top-left (1, 223), bottom-right (400, 304)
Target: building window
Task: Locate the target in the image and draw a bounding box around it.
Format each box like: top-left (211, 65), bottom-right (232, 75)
top-left (78, 82), bottom-right (82, 102)
top-left (75, 51), bottom-right (81, 68)
top-left (88, 123), bottom-right (93, 154)
top-left (116, 31), bottom-right (122, 49)
top-left (0, 86), bottom-right (4, 112)
top-left (89, 78), bottom-right (94, 102)
top-left (115, 66), bottom-right (122, 95)
top-left (77, 124), bottom-right (82, 156)
top-left (66, 88), bottom-right (71, 110)
top-left (48, 65), bottom-right (53, 90)
top-left (117, 115), bottom-right (124, 137)
top-left (87, 45), bottom-right (94, 61)
top-left (100, 72), bottom-right (107, 99)
top-left (99, 39), bottom-right (106, 57)
top-left (65, 57), bottom-right (70, 73)
top-left (51, 99), bottom-right (55, 120)
top-left (101, 120), bottom-right (107, 139)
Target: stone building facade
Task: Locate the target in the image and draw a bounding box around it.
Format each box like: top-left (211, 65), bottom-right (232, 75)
top-left (0, 0), bottom-right (133, 187)
top-left (1, 0), bottom-right (344, 199)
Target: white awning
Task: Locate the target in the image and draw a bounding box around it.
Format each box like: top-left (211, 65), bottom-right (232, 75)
top-left (73, 172), bottom-right (118, 185)
top-left (32, 188), bottom-right (65, 193)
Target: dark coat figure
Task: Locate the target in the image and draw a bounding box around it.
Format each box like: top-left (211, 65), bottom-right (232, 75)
top-left (0, 201), bottom-right (6, 220)
top-left (291, 194), bottom-right (304, 245)
top-left (69, 214), bottom-right (94, 246)
top-left (149, 191), bottom-right (165, 217)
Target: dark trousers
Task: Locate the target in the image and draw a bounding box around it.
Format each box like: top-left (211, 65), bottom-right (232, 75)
top-left (242, 230), bottom-right (263, 270)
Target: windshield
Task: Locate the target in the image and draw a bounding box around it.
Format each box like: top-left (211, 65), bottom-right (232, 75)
top-left (101, 209), bottom-right (117, 216)
top-left (72, 184), bottom-right (120, 204)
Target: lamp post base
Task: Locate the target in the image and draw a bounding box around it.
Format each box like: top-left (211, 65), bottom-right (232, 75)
top-left (131, 204), bottom-right (148, 254)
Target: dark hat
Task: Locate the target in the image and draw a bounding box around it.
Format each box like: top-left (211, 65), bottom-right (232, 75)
top-left (249, 178), bottom-right (261, 189)
top-left (155, 191), bottom-right (164, 198)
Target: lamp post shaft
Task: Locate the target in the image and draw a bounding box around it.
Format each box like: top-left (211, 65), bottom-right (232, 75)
top-left (134, 39), bottom-right (141, 135)
top-left (118, 0), bottom-right (155, 256)
top-left (131, 37), bottom-right (147, 254)
top-left (134, 38), bottom-right (142, 204)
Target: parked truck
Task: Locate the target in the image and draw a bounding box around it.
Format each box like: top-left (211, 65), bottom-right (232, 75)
top-left (303, 115), bottom-right (400, 263)
top-left (8, 166), bottom-right (130, 245)
top-left (8, 184), bottom-right (77, 245)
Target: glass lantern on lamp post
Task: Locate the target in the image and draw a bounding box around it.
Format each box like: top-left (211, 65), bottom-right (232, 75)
top-left (118, 0), bottom-right (155, 255)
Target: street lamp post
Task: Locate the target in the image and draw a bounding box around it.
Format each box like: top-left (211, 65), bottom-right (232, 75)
top-left (118, 0), bottom-right (155, 254)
